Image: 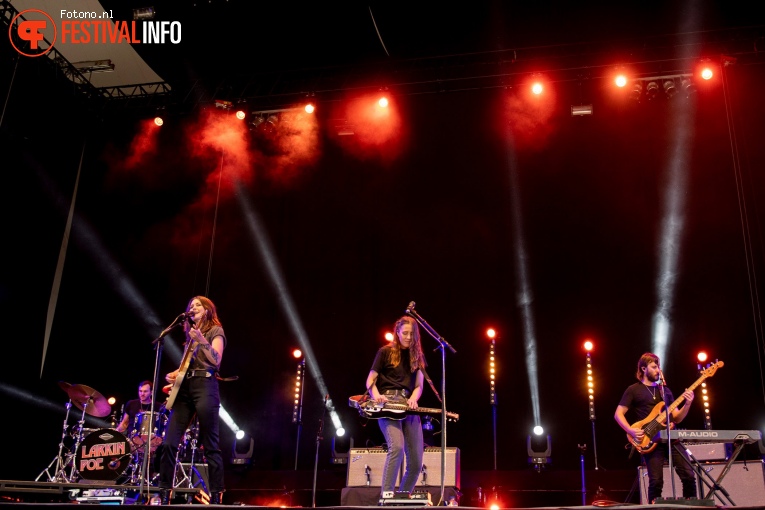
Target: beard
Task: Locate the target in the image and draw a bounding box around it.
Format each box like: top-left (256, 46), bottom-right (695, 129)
top-left (646, 371), bottom-right (660, 383)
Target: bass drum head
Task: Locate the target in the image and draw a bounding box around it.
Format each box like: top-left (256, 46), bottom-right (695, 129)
top-left (75, 429), bottom-right (131, 481)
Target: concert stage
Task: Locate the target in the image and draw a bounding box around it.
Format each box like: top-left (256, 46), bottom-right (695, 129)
top-left (2, 464), bottom-right (764, 508)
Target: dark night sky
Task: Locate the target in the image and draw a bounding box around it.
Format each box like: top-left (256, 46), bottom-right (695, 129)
top-left (2, 0), bottom-right (765, 485)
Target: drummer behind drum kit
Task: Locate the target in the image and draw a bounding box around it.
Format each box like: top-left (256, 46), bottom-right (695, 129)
top-left (36, 381), bottom-right (205, 490)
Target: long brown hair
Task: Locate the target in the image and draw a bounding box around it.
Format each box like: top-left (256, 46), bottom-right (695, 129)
top-left (636, 352), bottom-right (659, 381)
top-left (388, 316), bottom-right (427, 372)
top-left (183, 296), bottom-right (222, 339)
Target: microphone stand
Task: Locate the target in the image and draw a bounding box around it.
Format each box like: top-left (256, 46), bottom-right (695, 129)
top-left (406, 304), bottom-right (456, 506)
top-left (312, 395), bottom-right (328, 508)
top-left (659, 374), bottom-right (676, 500)
top-left (143, 314), bottom-right (184, 503)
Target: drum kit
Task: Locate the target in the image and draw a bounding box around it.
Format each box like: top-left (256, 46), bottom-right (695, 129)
top-left (36, 381), bottom-right (204, 489)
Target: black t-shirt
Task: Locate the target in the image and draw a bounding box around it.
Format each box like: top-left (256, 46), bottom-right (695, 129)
top-left (618, 382), bottom-right (676, 422)
top-left (124, 399), bottom-right (154, 432)
top-left (371, 345), bottom-right (416, 393)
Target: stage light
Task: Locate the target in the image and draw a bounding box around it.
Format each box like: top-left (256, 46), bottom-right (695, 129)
top-left (107, 396), bottom-right (116, 406)
top-left (235, 110), bottom-right (246, 120)
top-left (235, 429), bottom-right (245, 440)
top-left (293, 349), bottom-right (302, 359)
top-left (292, 357), bottom-right (305, 424)
top-left (250, 115), bottom-right (265, 129)
top-left (697, 351), bottom-right (707, 363)
top-left (305, 103), bottom-right (315, 114)
top-left (265, 114), bottom-right (279, 129)
top-left (571, 105), bottom-right (593, 116)
top-left (331, 435), bottom-right (353, 465)
top-left (583, 340), bottom-right (593, 352)
top-left (378, 96), bottom-right (389, 108)
top-left (701, 67), bottom-right (713, 80)
top-left (614, 74), bottom-right (628, 88)
top-left (629, 81), bottom-right (642, 101)
top-left (663, 79), bottom-right (678, 98)
top-left (531, 82), bottom-right (543, 95)
top-left (527, 428), bottom-right (551, 468)
top-left (646, 81), bottom-right (659, 100)
top-left (486, 328), bottom-right (496, 339)
top-left (232, 434), bottom-right (254, 465)
top-left (681, 78), bottom-right (696, 96)
top-left (384, 332), bottom-right (394, 342)
top-left (132, 7), bottom-right (155, 20)
top-left (154, 115), bottom-right (164, 127)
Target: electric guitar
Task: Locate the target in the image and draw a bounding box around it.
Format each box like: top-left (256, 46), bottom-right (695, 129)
top-left (163, 338), bottom-right (199, 411)
top-left (348, 395), bottom-right (459, 422)
top-left (628, 361), bottom-right (723, 453)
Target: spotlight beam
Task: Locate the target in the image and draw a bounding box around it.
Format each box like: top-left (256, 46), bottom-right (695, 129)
top-left (235, 182), bottom-right (343, 432)
top-left (505, 131), bottom-right (541, 426)
top-left (651, 97), bottom-right (694, 362)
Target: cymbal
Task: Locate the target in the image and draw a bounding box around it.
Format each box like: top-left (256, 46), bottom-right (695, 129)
top-left (58, 381), bottom-right (111, 417)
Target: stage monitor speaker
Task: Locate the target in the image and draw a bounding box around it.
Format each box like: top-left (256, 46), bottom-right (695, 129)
top-left (639, 460), bottom-right (765, 506)
top-left (347, 447), bottom-right (461, 488)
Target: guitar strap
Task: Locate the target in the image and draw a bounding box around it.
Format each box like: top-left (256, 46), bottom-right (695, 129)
top-left (419, 367), bottom-right (442, 403)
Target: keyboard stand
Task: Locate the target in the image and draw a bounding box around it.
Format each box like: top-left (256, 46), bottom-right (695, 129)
top-left (671, 439), bottom-right (748, 506)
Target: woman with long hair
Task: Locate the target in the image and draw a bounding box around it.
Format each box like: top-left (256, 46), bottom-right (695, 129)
top-left (365, 315), bottom-right (427, 496)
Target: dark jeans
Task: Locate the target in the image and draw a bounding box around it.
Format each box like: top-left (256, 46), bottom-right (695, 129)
top-left (159, 376), bottom-right (224, 493)
top-left (643, 443), bottom-right (696, 502)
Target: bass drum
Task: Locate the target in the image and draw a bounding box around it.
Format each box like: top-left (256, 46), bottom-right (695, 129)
top-left (75, 429), bottom-right (131, 481)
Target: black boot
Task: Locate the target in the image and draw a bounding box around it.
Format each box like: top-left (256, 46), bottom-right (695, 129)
top-left (159, 488), bottom-right (172, 505)
top-left (211, 491), bottom-right (223, 504)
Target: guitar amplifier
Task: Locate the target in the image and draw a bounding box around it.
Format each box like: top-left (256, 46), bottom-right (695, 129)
top-left (347, 447), bottom-right (460, 488)
top-left (417, 447), bottom-right (460, 487)
top-left (348, 448), bottom-right (399, 487)
top-left (639, 460), bottom-right (765, 505)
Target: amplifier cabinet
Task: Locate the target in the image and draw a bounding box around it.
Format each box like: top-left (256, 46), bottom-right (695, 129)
top-left (347, 448), bottom-right (398, 487)
top-left (639, 460), bottom-right (765, 505)
top-left (347, 447), bottom-right (460, 488)
top-left (417, 447), bottom-right (460, 488)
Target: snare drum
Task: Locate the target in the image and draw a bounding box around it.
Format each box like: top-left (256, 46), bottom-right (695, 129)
top-left (75, 429), bottom-right (131, 481)
top-left (131, 411), bottom-right (167, 451)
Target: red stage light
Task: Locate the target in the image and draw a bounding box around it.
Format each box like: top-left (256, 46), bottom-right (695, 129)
top-left (583, 340), bottom-right (593, 352)
top-left (531, 82), bottom-right (543, 95)
top-left (486, 328), bottom-right (496, 339)
top-left (700, 67), bottom-right (713, 80)
top-left (697, 351), bottom-right (708, 363)
top-left (292, 348), bottom-right (302, 359)
top-left (378, 96), bottom-right (389, 108)
top-left (614, 75), bottom-right (628, 88)
top-left (154, 116), bottom-right (164, 127)
top-left (235, 110), bottom-right (246, 120)
top-left (384, 332), bottom-right (394, 342)
top-left (305, 103), bottom-right (315, 114)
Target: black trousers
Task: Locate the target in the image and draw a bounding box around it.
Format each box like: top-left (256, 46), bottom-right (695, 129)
top-left (159, 375), bottom-right (224, 493)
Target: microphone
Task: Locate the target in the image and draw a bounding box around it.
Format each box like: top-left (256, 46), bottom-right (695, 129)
top-left (406, 301), bottom-right (416, 314)
top-left (658, 369), bottom-right (666, 386)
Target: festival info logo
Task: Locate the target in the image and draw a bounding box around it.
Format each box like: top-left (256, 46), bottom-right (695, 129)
top-left (9, 8), bottom-right (181, 57)
top-left (9, 9), bottom-right (57, 57)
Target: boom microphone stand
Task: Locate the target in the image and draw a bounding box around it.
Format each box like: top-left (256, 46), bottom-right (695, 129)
top-left (145, 312), bottom-right (186, 503)
top-left (658, 369), bottom-right (676, 499)
top-left (405, 302), bottom-right (456, 506)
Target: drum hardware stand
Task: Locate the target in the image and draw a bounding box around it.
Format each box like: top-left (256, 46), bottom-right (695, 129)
top-left (36, 400), bottom-right (76, 482)
top-left (174, 421), bottom-right (208, 501)
top-left (37, 399), bottom-right (92, 483)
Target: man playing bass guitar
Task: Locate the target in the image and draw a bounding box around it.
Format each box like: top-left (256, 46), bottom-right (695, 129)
top-left (365, 315), bottom-right (427, 497)
top-left (614, 352), bottom-right (696, 503)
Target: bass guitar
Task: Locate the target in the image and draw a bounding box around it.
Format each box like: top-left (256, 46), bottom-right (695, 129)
top-left (628, 361), bottom-right (723, 454)
top-left (348, 395), bottom-right (459, 422)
